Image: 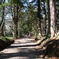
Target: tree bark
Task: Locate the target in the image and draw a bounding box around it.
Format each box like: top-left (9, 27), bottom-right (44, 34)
top-left (0, 7), bottom-right (5, 36)
top-left (14, 22), bottom-right (18, 39)
top-left (49, 0), bottom-right (56, 38)
top-left (37, 0), bottom-right (56, 48)
top-left (46, 0), bottom-right (50, 38)
top-left (38, 0), bottom-right (42, 37)
top-left (13, 5), bottom-right (19, 39)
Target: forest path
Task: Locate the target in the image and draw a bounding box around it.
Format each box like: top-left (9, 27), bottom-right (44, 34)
top-left (0, 38), bottom-right (49, 59)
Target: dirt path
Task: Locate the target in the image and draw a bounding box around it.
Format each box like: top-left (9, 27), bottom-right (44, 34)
top-left (0, 38), bottom-right (54, 59)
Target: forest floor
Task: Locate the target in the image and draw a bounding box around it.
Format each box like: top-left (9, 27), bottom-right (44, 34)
top-left (0, 38), bottom-right (58, 59)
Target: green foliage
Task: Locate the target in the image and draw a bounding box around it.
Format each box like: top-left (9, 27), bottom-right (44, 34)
top-left (5, 31), bottom-right (13, 37)
top-left (18, 6), bottom-right (39, 37)
top-left (9, 0), bottom-right (20, 4)
top-left (9, 0), bottom-right (23, 7)
top-left (0, 36), bottom-right (13, 40)
top-left (0, 0), bottom-right (39, 38)
top-left (0, 0), bottom-right (23, 7)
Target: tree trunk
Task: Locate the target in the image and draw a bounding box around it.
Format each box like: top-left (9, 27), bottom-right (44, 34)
top-left (49, 0), bottom-right (56, 38)
top-left (38, 0), bottom-right (42, 37)
top-left (0, 7), bottom-right (5, 36)
top-left (13, 16), bottom-right (18, 39)
top-left (46, 0), bottom-right (50, 38)
top-left (14, 23), bottom-right (18, 39)
top-left (13, 5), bottom-right (19, 39)
top-left (38, 0), bottom-right (56, 48)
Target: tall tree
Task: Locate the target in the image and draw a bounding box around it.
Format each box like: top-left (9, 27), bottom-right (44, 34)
top-left (0, 0), bottom-right (5, 36)
top-left (9, 0), bottom-right (23, 38)
top-left (49, 0), bottom-right (56, 38)
top-left (1, 7), bottom-right (5, 36)
top-left (38, 0), bottom-right (56, 48)
top-left (37, 0), bottom-right (42, 37)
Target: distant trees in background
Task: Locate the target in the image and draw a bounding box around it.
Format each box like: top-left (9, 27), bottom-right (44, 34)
top-left (0, 0), bottom-right (59, 39)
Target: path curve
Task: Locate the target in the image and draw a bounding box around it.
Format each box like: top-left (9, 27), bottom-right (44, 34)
top-left (0, 38), bottom-right (47, 59)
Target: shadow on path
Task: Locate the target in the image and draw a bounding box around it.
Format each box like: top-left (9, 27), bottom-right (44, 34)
top-left (0, 48), bottom-right (45, 59)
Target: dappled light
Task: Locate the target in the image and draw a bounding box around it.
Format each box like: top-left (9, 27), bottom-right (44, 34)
top-left (0, 0), bottom-right (59, 59)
